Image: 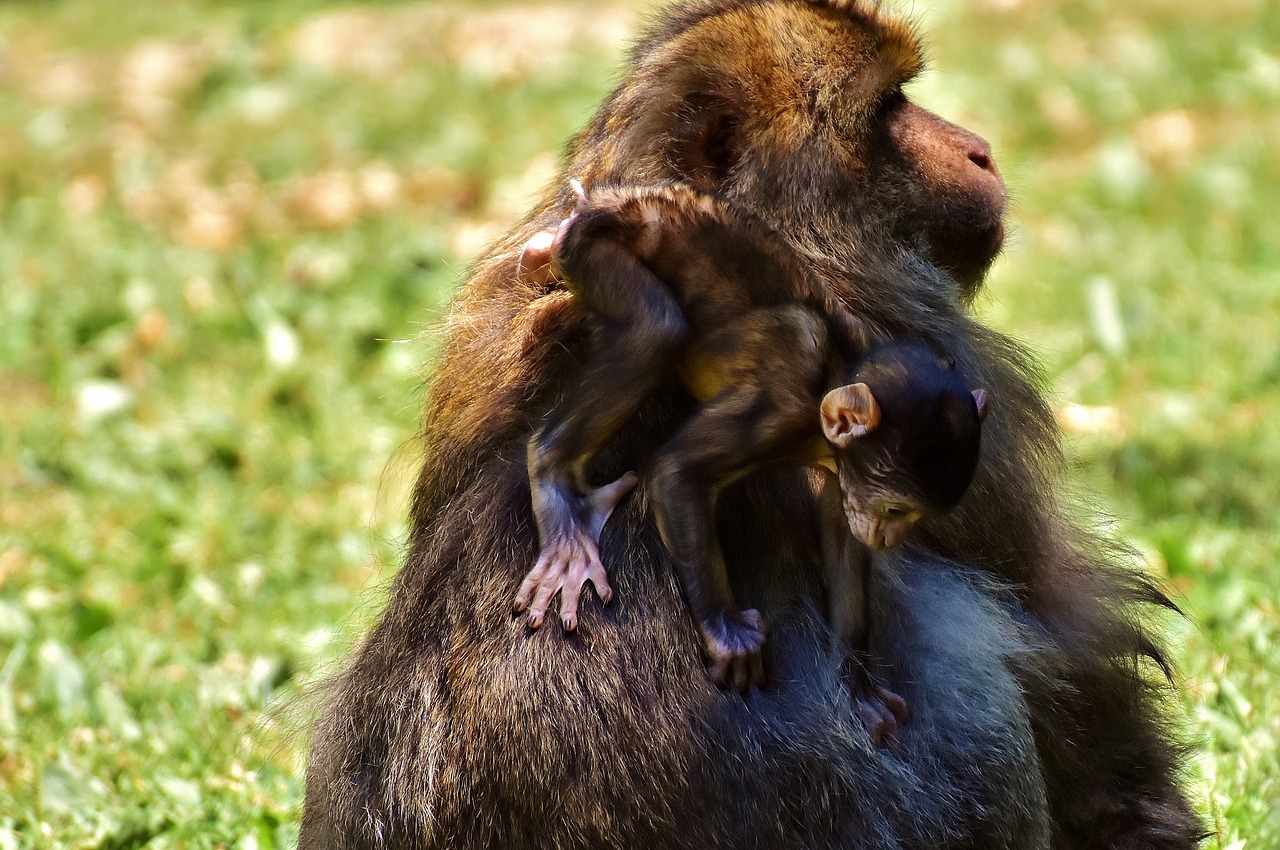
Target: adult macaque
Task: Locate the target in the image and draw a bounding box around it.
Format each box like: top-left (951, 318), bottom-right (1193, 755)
top-left (517, 182), bottom-right (989, 715)
top-left (301, 1), bottom-right (1201, 847)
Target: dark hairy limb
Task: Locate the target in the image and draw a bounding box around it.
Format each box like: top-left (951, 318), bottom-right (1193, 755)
top-left (649, 305), bottom-right (827, 690)
top-left (648, 387), bottom-right (786, 691)
top-left (518, 234), bottom-right (686, 631)
top-left (820, 474), bottom-right (911, 746)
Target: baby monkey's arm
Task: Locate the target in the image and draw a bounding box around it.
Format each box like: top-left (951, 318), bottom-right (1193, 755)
top-left (818, 476), bottom-right (911, 745)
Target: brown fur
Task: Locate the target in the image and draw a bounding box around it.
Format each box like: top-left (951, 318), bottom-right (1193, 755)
top-left (300, 1), bottom-right (1203, 847)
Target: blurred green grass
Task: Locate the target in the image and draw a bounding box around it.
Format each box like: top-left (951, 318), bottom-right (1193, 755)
top-left (0, 0), bottom-right (1275, 846)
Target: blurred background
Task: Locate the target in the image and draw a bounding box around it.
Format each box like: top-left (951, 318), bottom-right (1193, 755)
top-left (0, 0), bottom-right (1276, 845)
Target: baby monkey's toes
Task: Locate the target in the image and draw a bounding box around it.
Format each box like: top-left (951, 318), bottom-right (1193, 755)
top-left (515, 536), bottom-right (602, 631)
top-left (516, 472), bottom-right (636, 631)
top-left (844, 662), bottom-right (910, 747)
top-left (583, 471), bottom-right (639, 539)
top-left (703, 608), bottom-right (768, 693)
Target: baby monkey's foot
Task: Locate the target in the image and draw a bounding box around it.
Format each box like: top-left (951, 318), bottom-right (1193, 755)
top-left (516, 472), bottom-right (638, 631)
top-left (702, 608), bottom-right (768, 693)
top-left (842, 658), bottom-right (910, 747)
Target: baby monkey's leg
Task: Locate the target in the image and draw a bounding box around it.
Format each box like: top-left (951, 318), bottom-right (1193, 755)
top-left (819, 476), bottom-right (910, 746)
top-left (650, 391), bottom-right (783, 692)
top-left (518, 234), bottom-right (687, 631)
top-left (651, 313), bottom-right (824, 691)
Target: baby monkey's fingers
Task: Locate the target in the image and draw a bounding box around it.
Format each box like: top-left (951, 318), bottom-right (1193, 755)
top-left (516, 178), bottom-right (593, 286)
top-left (516, 229), bottom-right (558, 288)
top-left (732, 657), bottom-right (752, 695)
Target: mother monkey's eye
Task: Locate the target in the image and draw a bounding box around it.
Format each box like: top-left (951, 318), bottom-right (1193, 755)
top-left (875, 87), bottom-right (907, 116)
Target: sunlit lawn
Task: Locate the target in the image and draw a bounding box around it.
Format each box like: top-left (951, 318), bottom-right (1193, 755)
top-left (0, 0), bottom-right (1275, 846)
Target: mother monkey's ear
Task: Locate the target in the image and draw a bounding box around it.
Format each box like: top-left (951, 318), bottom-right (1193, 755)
top-left (519, 77), bottom-right (742, 286)
top-left (581, 65), bottom-right (744, 195)
top-left (668, 90), bottom-right (742, 192)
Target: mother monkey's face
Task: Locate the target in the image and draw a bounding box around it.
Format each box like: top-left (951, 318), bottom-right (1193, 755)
top-left (562, 0), bottom-right (1008, 297)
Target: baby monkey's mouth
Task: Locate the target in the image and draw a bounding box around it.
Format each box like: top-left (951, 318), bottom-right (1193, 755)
top-left (847, 506), bottom-right (917, 551)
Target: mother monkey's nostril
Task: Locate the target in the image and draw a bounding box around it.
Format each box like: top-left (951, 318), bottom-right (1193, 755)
top-left (968, 149), bottom-right (993, 172)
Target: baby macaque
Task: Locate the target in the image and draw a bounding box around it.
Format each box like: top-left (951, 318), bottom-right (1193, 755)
top-left (516, 182), bottom-right (987, 720)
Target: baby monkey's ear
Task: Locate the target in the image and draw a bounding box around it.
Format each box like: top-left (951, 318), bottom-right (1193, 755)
top-left (972, 389), bottom-right (990, 422)
top-left (821, 383), bottom-right (881, 447)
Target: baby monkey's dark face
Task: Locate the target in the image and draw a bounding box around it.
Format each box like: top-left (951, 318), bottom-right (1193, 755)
top-left (821, 343), bottom-right (988, 550)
